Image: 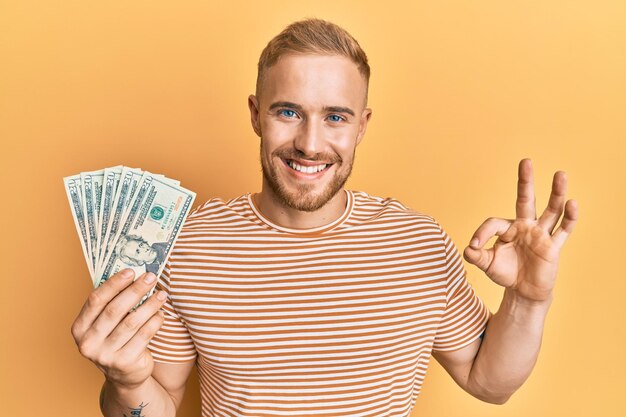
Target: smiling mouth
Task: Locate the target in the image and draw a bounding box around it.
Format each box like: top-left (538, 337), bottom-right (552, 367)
top-left (284, 159), bottom-right (333, 174)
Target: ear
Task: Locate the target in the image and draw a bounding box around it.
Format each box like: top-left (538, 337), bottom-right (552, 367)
top-left (356, 107), bottom-right (373, 146)
top-left (248, 94), bottom-right (262, 137)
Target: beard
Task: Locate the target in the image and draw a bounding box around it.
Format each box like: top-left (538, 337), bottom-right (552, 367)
top-left (260, 142), bottom-right (355, 212)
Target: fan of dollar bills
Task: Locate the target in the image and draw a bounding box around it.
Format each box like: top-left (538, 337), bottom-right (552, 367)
top-left (63, 166), bottom-right (196, 289)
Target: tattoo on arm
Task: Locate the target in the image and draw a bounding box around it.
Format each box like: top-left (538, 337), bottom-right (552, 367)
top-left (123, 402), bottom-right (148, 417)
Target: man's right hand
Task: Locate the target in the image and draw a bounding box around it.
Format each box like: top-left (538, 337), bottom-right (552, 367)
top-left (71, 269), bottom-right (167, 389)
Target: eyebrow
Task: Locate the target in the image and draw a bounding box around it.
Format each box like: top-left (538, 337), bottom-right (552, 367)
top-left (268, 101), bottom-right (355, 117)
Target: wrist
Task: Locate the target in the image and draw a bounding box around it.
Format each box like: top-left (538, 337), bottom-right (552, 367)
top-left (104, 375), bottom-right (150, 394)
top-left (101, 378), bottom-right (149, 415)
top-left (503, 288), bottom-right (553, 316)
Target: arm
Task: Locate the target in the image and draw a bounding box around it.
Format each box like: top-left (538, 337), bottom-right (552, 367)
top-left (71, 270), bottom-right (193, 416)
top-left (100, 361), bottom-right (194, 416)
top-left (434, 159), bottom-right (578, 404)
top-left (434, 289), bottom-right (550, 404)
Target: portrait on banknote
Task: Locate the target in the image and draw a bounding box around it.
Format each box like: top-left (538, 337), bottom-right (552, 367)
top-left (114, 234), bottom-right (168, 276)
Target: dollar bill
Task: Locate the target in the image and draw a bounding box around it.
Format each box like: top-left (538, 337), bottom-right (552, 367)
top-left (63, 175), bottom-right (93, 277)
top-left (95, 167), bottom-right (143, 277)
top-left (80, 170), bottom-right (104, 276)
top-left (96, 166), bottom-right (123, 272)
top-left (65, 166), bottom-right (195, 291)
top-left (96, 173), bottom-right (195, 288)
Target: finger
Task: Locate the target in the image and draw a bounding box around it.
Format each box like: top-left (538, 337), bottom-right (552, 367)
top-left (537, 171), bottom-right (567, 233)
top-left (107, 290), bottom-right (168, 351)
top-left (516, 158), bottom-right (537, 220)
top-left (86, 272), bottom-right (158, 341)
top-left (117, 309), bottom-right (166, 358)
top-left (71, 269), bottom-right (135, 341)
top-left (468, 217), bottom-right (513, 249)
top-left (463, 245), bottom-right (495, 272)
top-left (552, 199), bottom-right (579, 249)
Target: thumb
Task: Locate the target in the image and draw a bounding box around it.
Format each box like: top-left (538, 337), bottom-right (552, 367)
top-left (463, 245), bottom-right (494, 272)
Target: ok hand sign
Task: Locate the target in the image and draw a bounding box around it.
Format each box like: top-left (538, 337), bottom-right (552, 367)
top-left (463, 159), bottom-right (578, 303)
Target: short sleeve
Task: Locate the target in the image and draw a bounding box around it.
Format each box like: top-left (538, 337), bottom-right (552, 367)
top-left (147, 259), bottom-right (198, 364)
top-left (432, 226), bottom-right (491, 352)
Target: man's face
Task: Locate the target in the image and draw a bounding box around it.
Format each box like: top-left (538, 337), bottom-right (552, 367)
top-left (249, 54), bottom-right (372, 212)
top-left (122, 240), bottom-right (156, 264)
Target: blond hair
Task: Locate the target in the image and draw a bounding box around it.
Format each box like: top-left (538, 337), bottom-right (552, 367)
top-left (256, 18), bottom-right (370, 103)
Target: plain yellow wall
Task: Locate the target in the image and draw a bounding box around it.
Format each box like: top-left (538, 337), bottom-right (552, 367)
top-left (1, 1), bottom-right (624, 416)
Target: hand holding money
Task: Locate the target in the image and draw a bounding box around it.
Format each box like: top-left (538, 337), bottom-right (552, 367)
top-left (70, 269), bottom-right (167, 389)
top-left (66, 167), bottom-right (196, 400)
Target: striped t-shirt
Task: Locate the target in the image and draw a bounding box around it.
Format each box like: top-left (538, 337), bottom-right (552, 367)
top-left (148, 189), bottom-right (491, 417)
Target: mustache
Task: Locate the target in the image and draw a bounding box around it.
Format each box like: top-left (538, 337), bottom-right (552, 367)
top-left (273, 149), bottom-right (342, 164)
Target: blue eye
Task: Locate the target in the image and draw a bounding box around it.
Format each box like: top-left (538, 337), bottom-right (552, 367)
top-left (279, 109), bottom-right (297, 118)
top-left (328, 114), bottom-right (344, 122)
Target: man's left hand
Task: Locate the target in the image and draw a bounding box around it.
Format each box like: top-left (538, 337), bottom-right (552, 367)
top-left (463, 159), bottom-right (578, 303)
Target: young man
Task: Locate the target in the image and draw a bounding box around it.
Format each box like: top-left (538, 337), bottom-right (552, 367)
top-left (71, 18), bottom-right (578, 417)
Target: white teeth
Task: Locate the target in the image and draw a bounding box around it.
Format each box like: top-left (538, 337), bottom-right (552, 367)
top-left (287, 160), bottom-right (328, 174)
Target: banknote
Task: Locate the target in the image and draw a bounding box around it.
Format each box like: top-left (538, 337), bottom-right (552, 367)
top-left (80, 170), bottom-right (103, 276)
top-left (92, 173), bottom-right (104, 234)
top-left (64, 166), bottom-right (196, 291)
top-left (96, 173), bottom-right (195, 287)
top-left (95, 167), bottom-right (144, 278)
top-left (94, 168), bottom-right (173, 279)
top-left (64, 175), bottom-right (93, 278)
top-left (96, 166), bottom-right (123, 274)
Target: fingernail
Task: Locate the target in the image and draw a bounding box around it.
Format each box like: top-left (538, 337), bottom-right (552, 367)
top-left (121, 269), bottom-right (134, 280)
top-left (156, 291), bottom-right (167, 301)
top-left (144, 273), bottom-right (156, 284)
top-left (470, 238), bottom-right (479, 248)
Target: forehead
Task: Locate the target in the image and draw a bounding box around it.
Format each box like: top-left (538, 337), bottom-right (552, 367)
top-left (260, 54), bottom-right (366, 109)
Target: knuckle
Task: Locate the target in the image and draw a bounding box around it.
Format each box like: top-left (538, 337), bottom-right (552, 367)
top-left (122, 312), bottom-right (140, 332)
top-left (154, 313), bottom-right (166, 329)
top-left (149, 293), bottom-right (165, 308)
top-left (136, 326), bottom-right (152, 348)
top-left (479, 218), bottom-right (495, 230)
top-left (137, 325), bottom-right (153, 341)
top-left (114, 355), bottom-right (131, 370)
top-left (77, 339), bottom-right (95, 358)
top-left (95, 352), bottom-right (112, 368)
top-left (139, 317), bottom-right (161, 339)
top-left (86, 291), bottom-right (104, 309)
top-left (102, 304), bottom-right (122, 320)
top-left (77, 336), bottom-right (114, 368)
top-left (70, 322), bottom-right (82, 342)
top-left (131, 282), bottom-right (149, 296)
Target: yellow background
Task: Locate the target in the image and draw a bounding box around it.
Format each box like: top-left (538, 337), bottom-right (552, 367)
top-left (1, 1), bottom-right (625, 416)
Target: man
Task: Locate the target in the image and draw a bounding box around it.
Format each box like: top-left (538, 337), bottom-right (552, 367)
top-left (71, 18), bottom-right (578, 416)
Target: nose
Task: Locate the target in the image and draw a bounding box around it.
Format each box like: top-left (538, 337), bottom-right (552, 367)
top-left (293, 119), bottom-right (324, 158)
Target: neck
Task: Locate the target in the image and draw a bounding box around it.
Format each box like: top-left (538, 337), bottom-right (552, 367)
top-left (253, 185), bottom-right (347, 230)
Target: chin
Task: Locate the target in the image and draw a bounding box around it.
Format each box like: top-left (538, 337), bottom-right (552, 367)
top-left (283, 186), bottom-right (341, 212)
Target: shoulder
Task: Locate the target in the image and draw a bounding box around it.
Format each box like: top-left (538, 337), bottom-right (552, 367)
top-left (350, 190), bottom-right (440, 228)
top-left (169, 194), bottom-right (254, 245)
top-left (186, 194), bottom-right (248, 220)
top-left (180, 194), bottom-right (252, 229)
top-left (167, 194), bottom-right (251, 265)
